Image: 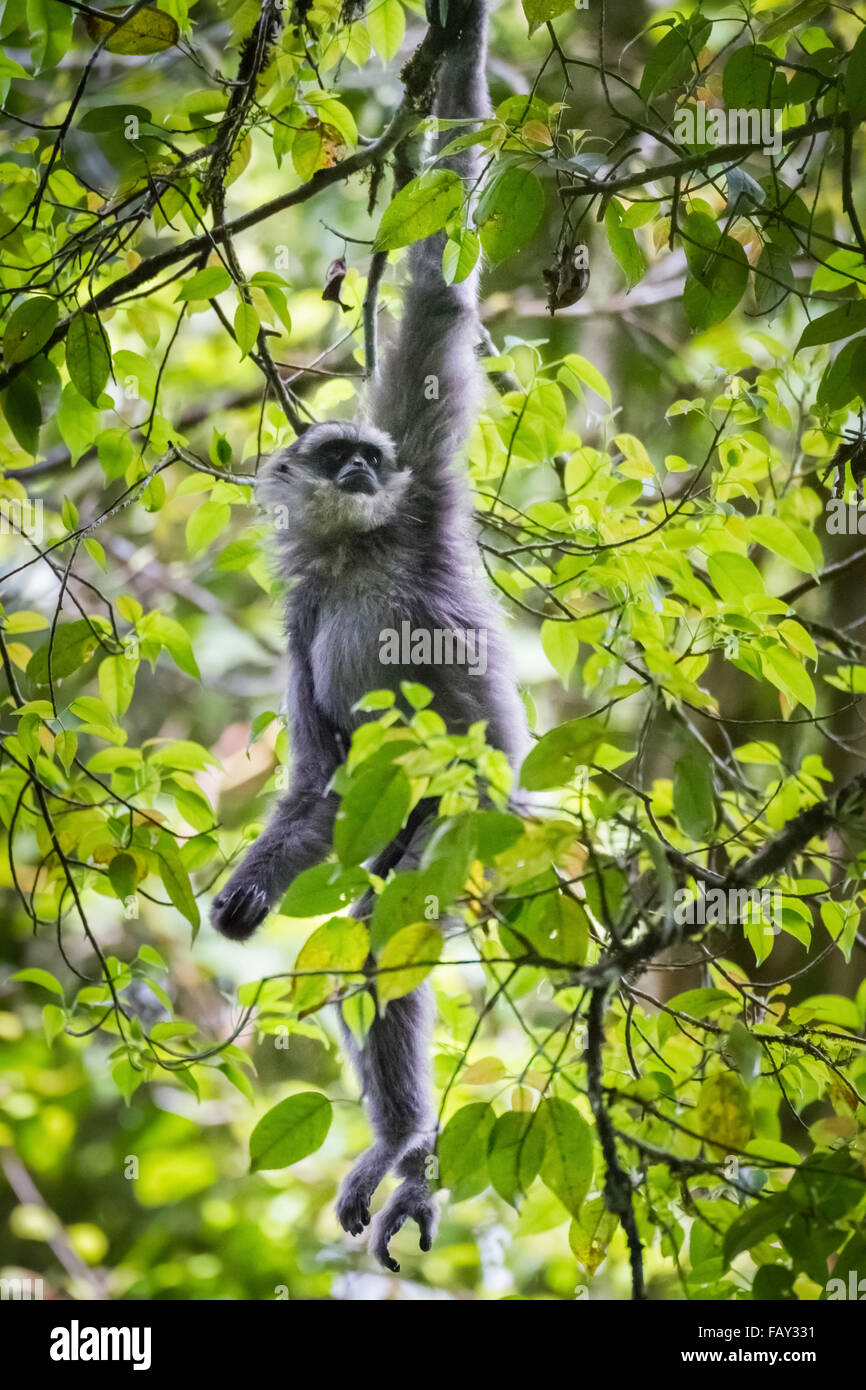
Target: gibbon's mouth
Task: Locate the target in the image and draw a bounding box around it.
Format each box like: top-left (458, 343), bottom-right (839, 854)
top-left (336, 461), bottom-right (378, 496)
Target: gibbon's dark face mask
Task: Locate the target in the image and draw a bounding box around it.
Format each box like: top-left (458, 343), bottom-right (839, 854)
top-left (280, 422), bottom-right (399, 497)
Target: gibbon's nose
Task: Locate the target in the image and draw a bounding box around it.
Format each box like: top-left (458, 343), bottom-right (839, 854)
top-left (336, 456), bottom-right (377, 495)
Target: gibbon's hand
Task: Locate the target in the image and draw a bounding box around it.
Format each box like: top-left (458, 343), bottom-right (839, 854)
top-left (211, 873), bottom-right (270, 941)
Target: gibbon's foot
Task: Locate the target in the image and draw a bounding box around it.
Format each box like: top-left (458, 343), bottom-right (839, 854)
top-left (211, 879), bottom-right (270, 940)
top-left (336, 1168), bottom-right (376, 1237)
top-left (370, 1180), bottom-right (438, 1273)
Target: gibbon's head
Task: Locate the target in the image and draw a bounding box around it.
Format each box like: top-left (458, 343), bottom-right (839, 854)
top-left (258, 420), bottom-right (410, 540)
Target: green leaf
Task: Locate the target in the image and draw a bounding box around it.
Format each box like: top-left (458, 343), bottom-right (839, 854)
top-left (722, 45), bottom-right (781, 110)
top-left (84, 5), bottom-right (179, 55)
top-left (754, 243), bottom-right (795, 315)
top-left (723, 1193), bottom-right (790, 1263)
top-left (0, 52), bottom-right (31, 81)
top-left (186, 500), bottom-right (231, 555)
top-left (155, 830), bottom-right (200, 932)
top-left (760, 644), bottom-right (816, 712)
top-left (176, 266), bottom-right (232, 301)
top-left (369, 870), bottom-right (434, 952)
top-left (55, 729), bottom-right (77, 774)
top-left (26, 0), bottom-right (73, 73)
top-left (789, 993), bottom-right (862, 1031)
top-left (66, 312), bottom-right (110, 405)
top-left (98, 654), bottom-right (136, 717)
top-left (759, 0), bottom-right (827, 41)
top-left (847, 26), bottom-right (866, 123)
top-left (57, 382), bottom-right (100, 464)
top-left (12, 966), bottom-right (64, 996)
top-left (475, 166), bottom-right (545, 262)
top-left (442, 227), bottom-right (480, 285)
top-left (604, 198), bottom-right (646, 290)
top-left (748, 515), bottom-right (816, 573)
top-left (3, 296), bottom-right (57, 366)
top-left (367, 0), bottom-right (405, 59)
top-left (520, 719), bottom-right (600, 791)
top-left (487, 1110), bottom-right (545, 1207)
top-left (292, 916), bottom-right (369, 1015)
top-left (525, 892), bottom-right (589, 965)
top-left (219, 1061), bottom-right (255, 1103)
top-left (796, 300), bottom-right (866, 351)
top-left (696, 1072), bottom-right (752, 1153)
top-left (1, 374), bottom-right (41, 454)
top-left (817, 337), bottom-right (866, 412)
top-left (707, 551), bottom-right (765, 603)
top-left (538, 1098), bottom-right (593, 1219)
top-left (681, 213), bottom-right (748, 330)
top-left (280, 863), bottom-right (369, 919)
top-left (569, 1196), bottom-right (618, 1273)
top-left (673, 752), bottom-right (716, 840)
top-left (558, 353), bottom-right (612, 404)
top-left (42, 1003), bottom-right (66, 1044)
top-left (374, 170), bottom-right (463, 252)
top-left (639, 18), bottom-right (712, 102)
top-left (27, 619), bottom-right (101, 684)
top-left (249, 1091), bottom-right (332, 1171)
top-left (141, 612), bottom-right (201, 678)
top-left (521, 0), bottom-right (573, 36)
top-left (377, 922), bottom-right (441, 1005)
top-left (112, 1057), bottom-right (143, 1103)
top-left (334, 763), bottom-right (412, 864)
top-left (233, 301), bottom-right (259, 358)
top-left (438, 1102), bottom-right (496, 1200)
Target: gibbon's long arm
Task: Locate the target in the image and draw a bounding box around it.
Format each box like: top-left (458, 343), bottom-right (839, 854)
top-left (368, 0), bottom-right (490, 476)
top-left (211, 610), bottom-right (341, 938)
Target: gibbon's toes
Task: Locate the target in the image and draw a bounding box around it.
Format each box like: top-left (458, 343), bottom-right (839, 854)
top-left (211, 881), bottom-right (269, 941)
top-left (336, 1178), bottom-right (373, 1238)
top-left (371, 1183), bottom-right (438, 1272)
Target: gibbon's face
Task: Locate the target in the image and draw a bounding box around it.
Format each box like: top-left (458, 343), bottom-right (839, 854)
top-left (291, 421), bottom-right (399, 495)
top-left (260, 421), bottom-right (409, 538)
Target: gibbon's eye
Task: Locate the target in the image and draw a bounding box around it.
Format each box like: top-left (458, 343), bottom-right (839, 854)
top-left (364, 447), bottom-right (381, 470)
top-left (320, 440), bottom-right (348, 467)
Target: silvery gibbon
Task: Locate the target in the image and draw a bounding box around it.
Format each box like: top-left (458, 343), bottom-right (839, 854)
top-left (212, 0), bottom-right (529, 1270)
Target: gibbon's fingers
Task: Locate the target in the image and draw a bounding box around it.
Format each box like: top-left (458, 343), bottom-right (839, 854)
top-left (211, 881), bottom-right (269, 941)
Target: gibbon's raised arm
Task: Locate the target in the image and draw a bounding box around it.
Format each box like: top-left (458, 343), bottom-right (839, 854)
top-left (367, 0), bottom-right (491, 475)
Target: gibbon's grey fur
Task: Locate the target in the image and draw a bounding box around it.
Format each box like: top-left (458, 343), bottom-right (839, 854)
top-left (212, 0), bottom-right (529, 1271)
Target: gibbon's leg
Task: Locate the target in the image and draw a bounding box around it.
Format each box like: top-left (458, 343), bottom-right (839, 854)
top-left (336, 982), bottom-right (436, 1251)
top-left (336, 823), bottom-right (439, 1264)
top-left (369, 1131), bottom-right (439, 1273)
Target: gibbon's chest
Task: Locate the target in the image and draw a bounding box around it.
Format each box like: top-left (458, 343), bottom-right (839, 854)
top-left (309, 590), bottom-right (399, 728)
